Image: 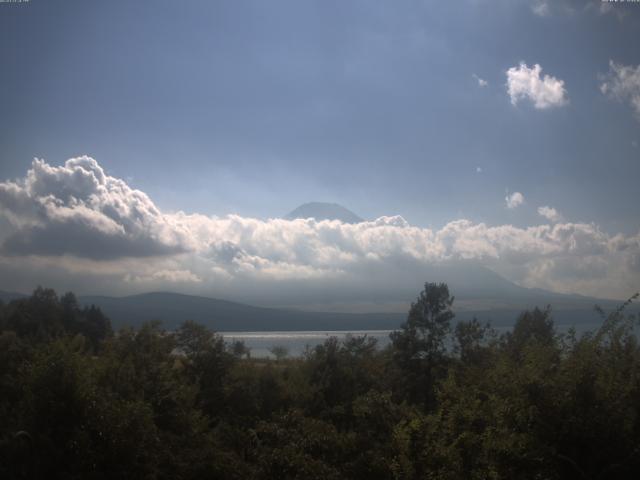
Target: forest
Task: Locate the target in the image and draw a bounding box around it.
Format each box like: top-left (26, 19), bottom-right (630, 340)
top-left (1, 283), bottom-right (639, 480)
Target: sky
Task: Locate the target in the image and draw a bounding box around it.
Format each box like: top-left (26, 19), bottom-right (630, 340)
top-left (0, 0), bottom-right (639, 306)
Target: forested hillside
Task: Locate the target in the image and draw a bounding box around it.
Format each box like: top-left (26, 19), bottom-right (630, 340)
top-left (1, 285), bottom-right (639, 479)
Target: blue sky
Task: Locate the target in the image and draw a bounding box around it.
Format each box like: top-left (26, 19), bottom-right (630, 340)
top-left (1, 0), bottom-right (638, 229)
top-left (0, 0), bottom-right (639, 304)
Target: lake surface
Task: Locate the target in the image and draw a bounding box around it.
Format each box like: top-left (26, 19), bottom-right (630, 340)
top-left (221, 322), bottom-right (606, 358)
top-left (222, 330), bottom-right (395, 358)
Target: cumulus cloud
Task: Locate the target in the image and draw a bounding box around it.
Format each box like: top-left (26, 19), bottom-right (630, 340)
top-left (0, 157), bottom-right (190, 259)
top-left (537, 206), bottom-right (563, 223)
top-left (506, 62), bottom-right (568, 109)
top-left (472, 73), bottom-right (488, 87)
top-left (0, 157), bottom-right (639, 301)
top-left (600, 61), bottom-right (640, 119)
top-left (505, 191), bottom-right (525, 209)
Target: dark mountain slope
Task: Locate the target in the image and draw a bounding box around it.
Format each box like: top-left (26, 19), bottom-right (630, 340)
top-left (79, 292), bottom-right (405, 331)
top-left (285, 202), bottom-right (364, 223)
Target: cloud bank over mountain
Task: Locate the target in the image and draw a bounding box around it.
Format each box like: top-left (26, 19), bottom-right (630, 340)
top-left (0, 157), bottom-right (638, 302)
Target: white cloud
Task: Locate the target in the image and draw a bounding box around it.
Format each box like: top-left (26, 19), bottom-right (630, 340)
top-left (0, 157), bottom-right (191, 259)
top-left (472, 73), bottom-right (488, 87)
top-left (0, 157), bottom-right (638, 301)
top-left (531, 0), bottom-right (551, 16)
top-left (505, 191), bottom-right (525, 209)
top-left (537, 206), bottom-right (563, 223)
top-left (506, 62), bottom-right (568, 109)
top-left (600, 61), bottom-right (640, 119)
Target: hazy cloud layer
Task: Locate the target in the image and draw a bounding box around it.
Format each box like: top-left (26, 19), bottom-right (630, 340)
top-left (0, 157), bottom-right (638, 301)
top-left (600, 61), bottom-right (640, 119)
top-left (506, 63), bottom-right (568, 109)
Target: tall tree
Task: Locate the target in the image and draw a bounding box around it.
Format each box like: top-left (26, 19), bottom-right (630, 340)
top-left (390, 282), bottom-right (454, 408)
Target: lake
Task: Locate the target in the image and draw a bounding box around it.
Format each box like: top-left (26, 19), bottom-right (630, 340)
top-left (221, 322), bottom-right (606, 358)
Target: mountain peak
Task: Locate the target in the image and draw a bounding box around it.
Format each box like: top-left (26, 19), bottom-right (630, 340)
top-left (285, 202), bottom-right (364, 224)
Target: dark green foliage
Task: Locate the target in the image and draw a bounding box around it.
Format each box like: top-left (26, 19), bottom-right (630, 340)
top-left (305, 334), bottom-right (384, 424)
top-left (175, 320), bottom-right (236, 418)
top-left (2, 287), bottom-right (112, 349)
top-left (454, 317), bottom-right (494, 365)
top-left (505, 305), bottom-right (555, 359)
top-left (1, 286), bottom-right (640, 479)
top-left (390, 282), bottom-right (455, 408)
top-left (392, 282), bottom-right (455, 361)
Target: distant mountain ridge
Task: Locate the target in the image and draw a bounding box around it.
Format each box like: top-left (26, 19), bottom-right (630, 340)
top-left (285, 202), bottom-right (364, 224)
top-left (2, 265), bottom-right (636, 332)
top-left (78, 292), bottom-right (404, 331)
top-left (0, 290), bottom-right (27, 303)
top-left (74, 290), bottom-right (635, 331)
